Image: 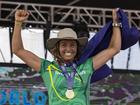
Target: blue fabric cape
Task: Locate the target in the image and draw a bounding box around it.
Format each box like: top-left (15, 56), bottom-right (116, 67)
top-left (76, 9), bottom-right (140, 83)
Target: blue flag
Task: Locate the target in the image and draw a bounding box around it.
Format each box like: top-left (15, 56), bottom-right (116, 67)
top-left (76, 9), bottom-right (140, 83)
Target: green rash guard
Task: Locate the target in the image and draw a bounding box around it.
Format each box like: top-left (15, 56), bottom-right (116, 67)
top-left (39, 58), bottom-right (94, 105)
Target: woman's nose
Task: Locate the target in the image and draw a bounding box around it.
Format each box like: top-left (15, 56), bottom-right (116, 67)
top-left (65, 46), bottom-right (71, 51)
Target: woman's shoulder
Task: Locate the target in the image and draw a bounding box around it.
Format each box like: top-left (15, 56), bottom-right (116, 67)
top-left (39, 58), bottom-right (55, 73)
top-left (77, 57), bottom-right (93, 68)
top-left (40, 58), bottom-right (59, 68)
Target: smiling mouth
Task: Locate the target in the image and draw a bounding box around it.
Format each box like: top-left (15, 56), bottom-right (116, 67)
top-left (65, 52), bottom-right (72, 56)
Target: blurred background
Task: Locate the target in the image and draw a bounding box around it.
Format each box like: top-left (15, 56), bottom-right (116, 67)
top-left (0, 0), bottom-right (140, 105)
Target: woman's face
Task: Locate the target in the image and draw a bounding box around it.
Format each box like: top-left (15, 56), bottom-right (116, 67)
top-left (59, 39), bottom-right (77, 63)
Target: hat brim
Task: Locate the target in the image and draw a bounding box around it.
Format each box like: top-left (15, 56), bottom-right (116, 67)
top-left (46, 37), bottom-right (88, 51)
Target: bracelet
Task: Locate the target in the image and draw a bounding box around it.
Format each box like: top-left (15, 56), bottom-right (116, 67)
top-left (112, 22), bottom-right (122, 27)
top-left (15, 21), bottom-right (23, 26)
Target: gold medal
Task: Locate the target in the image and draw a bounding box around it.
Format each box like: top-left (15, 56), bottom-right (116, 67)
top-left (65, 89), bottom-right (75, 99)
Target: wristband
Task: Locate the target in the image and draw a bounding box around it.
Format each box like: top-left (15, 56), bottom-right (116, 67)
top-left (112, 22), bottom-right (122, 27)
top-left (15, 21), bottom-right (23, 26)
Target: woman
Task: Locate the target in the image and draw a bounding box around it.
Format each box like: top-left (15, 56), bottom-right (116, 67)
top-left (12, 9), bottom-right (121, 105)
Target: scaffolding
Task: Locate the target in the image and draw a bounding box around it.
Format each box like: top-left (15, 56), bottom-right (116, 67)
top-left (0, 1), bottom-right (140, 30)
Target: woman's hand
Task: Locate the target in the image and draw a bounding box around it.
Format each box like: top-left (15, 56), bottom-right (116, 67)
top-left (15, 10), bottom-right (29, 22)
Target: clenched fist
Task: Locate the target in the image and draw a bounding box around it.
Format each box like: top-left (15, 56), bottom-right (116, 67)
top-left (15, 10), bottom-right (29, 22)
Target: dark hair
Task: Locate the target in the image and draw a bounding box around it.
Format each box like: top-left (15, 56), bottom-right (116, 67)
top-left (50, 40), bottom-right (81, 63)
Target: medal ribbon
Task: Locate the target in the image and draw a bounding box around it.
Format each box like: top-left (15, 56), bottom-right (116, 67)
top-left (60, 63), bottom-right (77, 90)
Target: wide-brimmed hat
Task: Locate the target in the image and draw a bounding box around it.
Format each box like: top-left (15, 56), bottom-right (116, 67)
top-left (46, 28), bottom-right (88, 51)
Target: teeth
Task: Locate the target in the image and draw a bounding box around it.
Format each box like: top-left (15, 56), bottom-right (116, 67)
top-left (65, 53), bottom-right (71, 56)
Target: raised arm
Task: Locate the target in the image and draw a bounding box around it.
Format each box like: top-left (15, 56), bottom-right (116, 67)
top-left (93, 9), bottom-right (121, 70)
top-left (12, 10), bottom-right (41, 71)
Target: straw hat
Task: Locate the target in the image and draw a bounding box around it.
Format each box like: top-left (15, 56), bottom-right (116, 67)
top-left (46, 28), bottom-right (88, 51)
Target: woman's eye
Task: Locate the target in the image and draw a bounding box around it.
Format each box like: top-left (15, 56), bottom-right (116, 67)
top-left (61, 44), bottom-right (65, 47)
top-left (71, 43), bottom-right (77, 47)
top-left (71, 45), bottom-right (75, 47)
